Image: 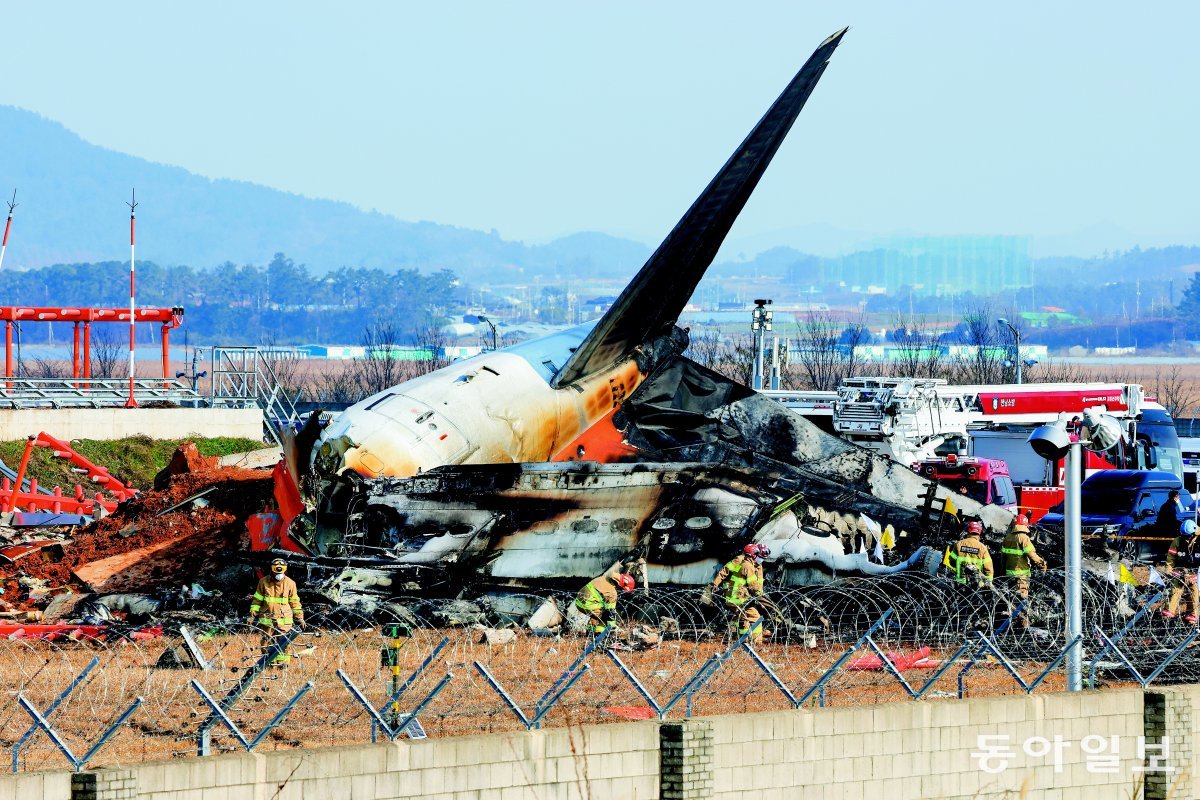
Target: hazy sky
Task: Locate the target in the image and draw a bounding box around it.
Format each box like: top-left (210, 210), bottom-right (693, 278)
top-left (3, 3), bottom-right (1199, 253)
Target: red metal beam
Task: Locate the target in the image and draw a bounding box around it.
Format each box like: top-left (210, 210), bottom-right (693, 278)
top-left (0, 306), bottom-right (184, 325)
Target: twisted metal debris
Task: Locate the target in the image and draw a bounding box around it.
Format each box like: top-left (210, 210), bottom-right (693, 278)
top-left (1, 573), bottom-right (1195, 772)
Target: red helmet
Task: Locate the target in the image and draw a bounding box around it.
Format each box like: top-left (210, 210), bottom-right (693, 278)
top-left (1015, 514), bottom-right (1030, 527)
top-left (966, 521), bottom-right (983, 535)
top-left (744, 543), bottom-right (769, 559)
top-left (614, 573), bottom-right (636, 592)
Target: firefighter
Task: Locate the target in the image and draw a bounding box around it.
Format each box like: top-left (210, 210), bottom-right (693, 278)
top-left (950, 520), bottom-right (994, 588)
top-left (1001, 514), bottom-right (1047, 597)
top-left (575, 572), bottom-right (636, 634)
top-left (704, 543), bottom-right (769, 645)
top-left (248, 558), bottom-right (305, 666)
top-left (1163, 519), bottom-right (1200, 624)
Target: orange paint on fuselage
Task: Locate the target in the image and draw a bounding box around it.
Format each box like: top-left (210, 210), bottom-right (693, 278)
top-left (551, 407), bottom-right (640, 464)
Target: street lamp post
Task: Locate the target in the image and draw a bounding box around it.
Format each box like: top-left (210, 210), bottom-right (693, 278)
top-left (998, 317), bottom-right (1022, 385)
top-left (478, 315), bottom-right (498, 352)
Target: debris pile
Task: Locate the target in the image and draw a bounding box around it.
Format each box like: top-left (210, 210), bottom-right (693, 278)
top-left (0, 444), bottom-right (274, 624)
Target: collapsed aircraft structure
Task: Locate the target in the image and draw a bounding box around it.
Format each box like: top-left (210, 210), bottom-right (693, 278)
top-left (271, 28), bottom-right (1016, 603)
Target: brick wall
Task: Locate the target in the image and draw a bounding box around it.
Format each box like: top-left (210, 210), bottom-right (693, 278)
top-left (1145, 687), bottom-right (1199, 800)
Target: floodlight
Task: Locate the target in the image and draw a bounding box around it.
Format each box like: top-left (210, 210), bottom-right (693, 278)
top-left (1081, 409), bottom-right (1122, 452)
top-left (1028, 420), bottom-right (1071, 461)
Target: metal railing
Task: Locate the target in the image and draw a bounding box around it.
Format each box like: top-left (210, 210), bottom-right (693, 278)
top-left (0, 378), bottom-right (201, 409)
top-left (2, 574), bottom-right (1197, 773)
top-left (210, 347), bottom-right (301, 446)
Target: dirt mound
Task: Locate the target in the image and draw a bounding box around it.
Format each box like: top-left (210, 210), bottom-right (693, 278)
top-left (152, 442), bottom-right (218, 490)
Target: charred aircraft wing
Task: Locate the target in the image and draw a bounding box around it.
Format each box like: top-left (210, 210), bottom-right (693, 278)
top-left (550, 27), bottom-right (847, 389)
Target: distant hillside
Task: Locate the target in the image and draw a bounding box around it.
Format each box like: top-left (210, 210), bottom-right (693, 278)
top-left (0, 106), bottom-right (650, 283)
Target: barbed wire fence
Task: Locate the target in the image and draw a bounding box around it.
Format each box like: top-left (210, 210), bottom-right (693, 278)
top-left (2, 571), bottom-right (1198, 773)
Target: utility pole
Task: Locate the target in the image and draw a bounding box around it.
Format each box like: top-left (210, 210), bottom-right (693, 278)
top-left (125, 190), bottom-right (138, 408)
top-left (0, 190), bottom-right (16, 272)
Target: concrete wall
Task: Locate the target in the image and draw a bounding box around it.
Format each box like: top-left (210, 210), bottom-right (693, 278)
top-left (711, 690), bottom-right (1146, 800)
top-left (2, 770), bottom-right (72, 800)
top-left (5, 688), bottom-right (1199, 800)
top-left (5, 721), bottom-right (662, 800)
top-left (0, 407), bottom-right (263, 441)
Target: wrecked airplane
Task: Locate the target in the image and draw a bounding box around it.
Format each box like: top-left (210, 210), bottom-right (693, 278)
top-left (272, 28), bottom-right (1015, 599)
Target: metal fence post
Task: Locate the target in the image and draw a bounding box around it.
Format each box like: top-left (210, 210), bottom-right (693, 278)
top-left (11, 656), bottom-right (99, 773)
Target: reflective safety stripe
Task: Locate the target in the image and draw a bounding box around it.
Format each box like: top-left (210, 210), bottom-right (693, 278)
top-left (1001, 547), bottom-right (1024, 556)
top-left (1007, 568), bottom-right (1031, 576)
top-left (725, 563), bottom-right (747, 603)
top-left (952, 551), bottom-right (990, 583)
top-left (576, 582), bottom-right (614, 612)
top-left (720, 560), bottom-right (761, 605)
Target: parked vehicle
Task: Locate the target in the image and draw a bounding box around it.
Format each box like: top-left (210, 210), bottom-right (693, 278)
top-left (1038, 470), bottom-right (1196, 560)
top-left (911, 454), bottom-right (1017, 510)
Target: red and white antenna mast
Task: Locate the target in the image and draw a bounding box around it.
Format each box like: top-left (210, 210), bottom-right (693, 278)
top-left (125, 189), bottom-right (138, 408)
top-left (0, 190), bottom-right (16, 272)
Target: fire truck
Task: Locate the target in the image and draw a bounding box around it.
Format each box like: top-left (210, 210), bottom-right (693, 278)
top-left (767, 378), bottom-right (1184, 522)
top-left (911, 454), bottom-right (1017, 510)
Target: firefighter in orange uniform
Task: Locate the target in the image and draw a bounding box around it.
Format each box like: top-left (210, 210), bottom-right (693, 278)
top-left (705, 543), bottom-right (769, 644)
top-left (1164, 520), bottom-right (1200, 624)
top-left (575, 572), bottom-right (636, 634)
top-left (950, 520), bottom-right (994, 588)
top-left (248, 558), bottom-right (305, 665)
top-left (1001, 514), bottom-right (1046, 598)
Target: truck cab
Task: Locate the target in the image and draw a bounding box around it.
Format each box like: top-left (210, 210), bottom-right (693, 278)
top-left (1039, 470), bottom-right (1196, 560)
top-left (912, 454), bottom-right (1017, 510)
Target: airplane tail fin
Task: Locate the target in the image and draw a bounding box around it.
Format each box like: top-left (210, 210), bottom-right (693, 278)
top-left (551, 27), bottom-right (847, 389)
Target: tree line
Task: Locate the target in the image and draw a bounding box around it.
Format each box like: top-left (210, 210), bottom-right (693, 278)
top-left (0, 253), bottom-right (463, 345)
top-left (684, 303), bottom-right (1200, 420)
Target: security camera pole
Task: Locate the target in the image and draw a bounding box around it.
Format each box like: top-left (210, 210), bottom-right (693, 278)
top-left (1062, 439), bottom-right (1082, 689)
top-left (751, 299), bottom-right (772, 390)
top-left (1028, 416), bottom-right (1084, 691)
top-left (1028, 410), bottom-right (1122, 692)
